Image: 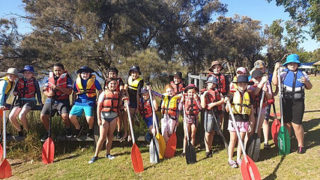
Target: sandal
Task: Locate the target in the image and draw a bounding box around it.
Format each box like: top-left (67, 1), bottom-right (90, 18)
top-left (228, 160), bottom-right (238, 168)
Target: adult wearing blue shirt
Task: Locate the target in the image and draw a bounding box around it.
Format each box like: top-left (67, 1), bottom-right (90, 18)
top-left (69, 66), bottom-right (102, 137)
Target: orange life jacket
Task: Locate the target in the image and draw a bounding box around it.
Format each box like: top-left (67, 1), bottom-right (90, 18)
top-left (101, 90), bottom-right (119, 112)
top-left (184, 96), bottom-right (200, 116)
top-left (47, 72), bottom-right (69, 100)
top-left (205, 89), bottom-right (222, 111)
top-left (170, 81), bottom-right (185, 94)
top-left (140, 99), bottom-right (153, 118)
top-left (208, 73), bottom-right (227, 94)
top-left (75, 74), bottom-right (97, 98)
top-left (17, 78), bottom-right (36, 98)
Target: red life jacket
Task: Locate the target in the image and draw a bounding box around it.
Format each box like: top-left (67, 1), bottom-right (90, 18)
top-left (47, 72), bottom-right (69, 100)
top-left (205, 89), bottom-right (222, 111)
top-left (102, 90), bottom-right (119, 112)
top-left (140, 99), bottom-right (153, 118)
top-left (208, 73), bottom-right (227, 94)
top-left (17, 78), bottom-right (36, 98)
top-left (75, 74), bottom-right (97, 98)
top-left (252, 84), bottom-right (268, 109)
top-left (184, 96), bottom-right (200, 116)
top-left (170, 81), bottom-right (185, 94)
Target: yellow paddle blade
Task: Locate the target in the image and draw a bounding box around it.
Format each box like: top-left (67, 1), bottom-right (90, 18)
top-left (156, 133), bottom-right (166, 159)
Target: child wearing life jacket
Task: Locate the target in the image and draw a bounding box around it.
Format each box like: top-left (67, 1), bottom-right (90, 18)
top-left (247, 69), bottom-right (272, 138)
top-left (160, 84), bottom-right (181, 142)
top-left (272, 54), bottom-right (312, 154)
top-left (106, 67), bottom-right (126, 139)
top-left (170, 72), bottom-right (185, 94)
top-left (229, 67), bottom-right (247, 94)
top-left (9, 65), bottom-right (42, 137)
top-left (138, 88), bottom-right (157, 142)
top-left (225, 75), bottom-right (254, 168)
top-left (179, 84), bottom-right (201, 155)
top-left (89, 78), bottom-right (127, 163)
top-left (0, 68), bottom-right (18, 139)
top-left (127, 66), bottom-right (144, 141)
top-left (201, 76), bottom-right (224, 158)
top-left (69, 66), bottom-right (102, 138)
top-left (40, 63), bottom-right (73, 141)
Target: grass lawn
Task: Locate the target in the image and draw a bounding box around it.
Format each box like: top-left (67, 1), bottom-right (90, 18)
top-left (5, 76), bottom-right (320, 179)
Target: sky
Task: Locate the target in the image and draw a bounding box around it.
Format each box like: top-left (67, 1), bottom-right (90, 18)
top-left (0, 0), bottom-right (319, 52)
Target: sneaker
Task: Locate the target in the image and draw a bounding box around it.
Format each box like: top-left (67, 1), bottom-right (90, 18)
top-left (88, 156), bottom-right (98, 164)
top-left (297, 146), bottom-right (306, 154)
top-left (106, 154), bottom-right (115, 160)
top-left (66, 128), bottom-right (72, 138)
top-left (116, 131), bottom-right (122, 139)
top-left (73, 126), bottom-right (83, 138)
top-left (41, 133), bottom-right (48, 142)
top-left (127, 135), bottom-right (132, 142)
top-left (86, 128), bottom-right (93, 138)
top-left (228, 160), bottom-right (238, 168)
top-left (264, 143), bottom-right (271, 149)
top-left (206, 150), bottom-right (213, 158)
top-left (237, 159), bottom-right (242, 167)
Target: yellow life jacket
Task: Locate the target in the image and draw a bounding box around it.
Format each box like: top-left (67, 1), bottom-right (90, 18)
top-left (128, 76), bottom-right (142, 91)
top-left (75, 74), bottom-right (97, 98)
top-left (0, 76), bottom-right (13, 95)
top-left (231, 90), bottom-right (251, 115)
top-left (161, 95), bottom-right (181, 116)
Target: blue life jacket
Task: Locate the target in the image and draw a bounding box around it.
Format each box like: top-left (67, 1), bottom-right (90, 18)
top-left (282, 68), bottom-right (305, 99)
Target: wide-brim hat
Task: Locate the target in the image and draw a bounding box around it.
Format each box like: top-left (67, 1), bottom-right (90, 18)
top-left (5, 68), bottom-right (19, 77)
top-left (283, 54), bottom-right (301, 66)
top-left (233, 75), bottom-right (253, 85)
top-left (209, 60), bottom-right (223, 72)
top-left (20, 65), bottom-right (35, 73)
top-left (76, 66), bottom-right (94, 74)
top-left (129, 66), bottom-right (141, 75)
top-left (184, 84), bottom-right (198, 93)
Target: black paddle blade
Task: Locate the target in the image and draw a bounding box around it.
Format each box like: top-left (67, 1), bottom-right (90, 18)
top-left (186, 141), bottom-right (196, 164)
top-left (246, 134), bottom-right (261, 162)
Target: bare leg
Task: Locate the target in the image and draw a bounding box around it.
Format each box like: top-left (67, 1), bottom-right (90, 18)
top-left (40, 114), bottom-right (50, 131)
top-left (262, 120), bottom-right (269, 144)
top-left (204, 131), bottom-right (214, 153)
top-left (237, 132), bottom-right (246, 161)
top-left (19, 105), bottom-right (31, 131)
top-left (69, 115), bottom-right (81, 129)
top-left (94, 122), bottom-right (108, 157)
top-left (61, 113), bottom-right (71, 128)
top-left (191, 123), bottom-right (197, 146)
top-left (121, 110), bottom-right (128, 139)
top-left (106, 119), bottom-right (117, 155)
top-left (292, 123), bottom-right (304, 147)
top-left (228, 131), bottom-right (237, 161)
top-left (9, 107), bottom-right (22, 131)
top-left (86, 116), bottom-right (94, 129)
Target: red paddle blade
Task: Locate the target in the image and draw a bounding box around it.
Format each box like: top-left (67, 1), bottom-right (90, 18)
top-left (42, 138), bottom-right (55, 164)
top-left (271, 119), bottom-right (281, 146)
top-left (270, 113), bottom-right (281, 119)
top-left (0, 159), bottom-right (12, 179)
top-left (0, 143), bottom-right (3, 159)
top-left (164, 132), bottom-right (177, 158)
top-left (131, 143), bottom-right (144, 173)
top-left (241, 155), bottom-right (261, 180)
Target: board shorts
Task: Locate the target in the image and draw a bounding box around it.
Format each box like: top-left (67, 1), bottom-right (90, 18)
top-left (144, 116), bottom-right (154, 128)
top-left (70, 104), bottom-right (94, 117)
top-left (14, 99), bottom-right (36, 109)
top-left (228, 120), bottom-right (249, 133)
top-left (204, 110), bottom-right (220, 133)
top-left (184, 115), bottom-right (198, 126)
top-left (101, 111), bottom-right (118, 122)
top-left (41, 99), bottom-right (70, 116)
top-left (161, 115), bottom-right (177, 136)
top-left (283, 98), bottom-right (304, 125)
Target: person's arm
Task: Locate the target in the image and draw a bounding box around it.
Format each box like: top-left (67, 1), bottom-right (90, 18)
top-left (200, 91), bottom-right (207, 109)
top-left (272, 62), bottom-right (281, 86)
top-left (301, 72), bottom-right (312, 90)
top-left (97, 93), bottom-right (104, 126)
top-left (152, 99), bottom-right (158, 111)
top-left (208, 93), bottom-right (224, 109)
top-left (0, 80), bottom-right (8, 107)
top-left (194, 94), bottom-right (202, 110)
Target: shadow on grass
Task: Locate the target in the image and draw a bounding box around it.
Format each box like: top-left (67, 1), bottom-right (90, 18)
top-left (304, 109), bottom-right (320, 113)
top-left (54, 154), bottom-right (80, 163)
top-left (263, 155), bottom-right (286, 180)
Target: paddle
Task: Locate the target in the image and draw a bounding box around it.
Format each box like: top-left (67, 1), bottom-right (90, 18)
top-left (164, 119), bottom-right (177, 158)
top-left (148, 89), bottom-right (166, 160)
top-left (126, 103), bottom-right (144, 173)
top-left (183, 105), bottom-right (196, 164)
top-left (0, 110), bottom-right (12, 179)
top-left (42, 100), bottom-right (55, 164)
top-left (149, 110), bottom-right (160, 164)
top-left (226, 101), bottom-right (261, 180)
top-left (246, 84), bottom-right (266, 162)
top-left (271, 101), bottom-right (281, 146)
top-left (211, 110), bottom-right (228, 149)
top-left (277, 68), bottom-right (290, 155)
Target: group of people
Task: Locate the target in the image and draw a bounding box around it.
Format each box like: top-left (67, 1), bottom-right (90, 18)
top-left (0, 53), bottom-right (312, 167)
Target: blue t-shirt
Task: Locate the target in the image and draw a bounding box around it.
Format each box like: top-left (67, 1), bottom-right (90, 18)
top-left (73, 79), bottom-right (102, 106)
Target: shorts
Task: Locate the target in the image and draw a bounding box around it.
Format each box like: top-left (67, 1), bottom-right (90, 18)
top-left (101, 111), bottom-right (118, 122)
top-left (161, 115), bottom-right (177, 135)
top-left (283, 98), bottom-right (304, 125)
top-left (204, 111), bottom-right (220, 133)
top-left (14, 99), bottom-right (36, 109)
top-left (144, 116), bottom-right (154, 128)
top-left (41, 100), bottom-right (70, 116)
top-left (129, 101), bottom-right (137, 108)
top-left (70, 104), bottom-right (94, 117)
top-left (228, 120), bottom-right (249, 133)
top-left (265, 105), bottom-right (271, 121)
top-left (184, 115), bottom-right (198, 126)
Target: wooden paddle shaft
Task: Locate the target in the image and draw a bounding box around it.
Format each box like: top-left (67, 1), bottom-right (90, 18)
top-left (2, 110), bottom-right (6, 159)
top-left (126, 103), bottom-right (136, 144)
top-left (254, 85), bottom-right (266, 133)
